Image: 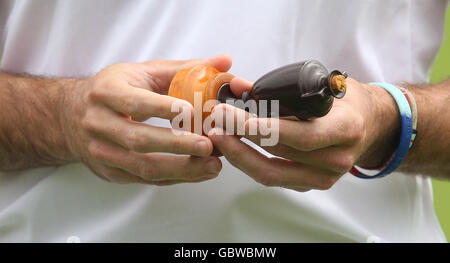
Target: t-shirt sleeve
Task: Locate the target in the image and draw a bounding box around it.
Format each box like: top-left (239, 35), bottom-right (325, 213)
top-left (0, 0), bottom-right (15, 61)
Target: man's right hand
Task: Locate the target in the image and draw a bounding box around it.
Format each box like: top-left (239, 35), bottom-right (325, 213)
top-left (63, 55), bottom-right (232, 184)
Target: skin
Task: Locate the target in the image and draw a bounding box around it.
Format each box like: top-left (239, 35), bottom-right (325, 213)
top-left (0, 54), bottom-right (449, 190)
top-left (0, 55), bottom-right (231, 185)
top-left (207, 77), bottom-right (450, 191)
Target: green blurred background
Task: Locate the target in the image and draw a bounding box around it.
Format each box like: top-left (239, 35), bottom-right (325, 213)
top-left (430, 5), bottom-right (450, 242)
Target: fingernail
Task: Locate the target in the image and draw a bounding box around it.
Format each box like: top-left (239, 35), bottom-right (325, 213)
top-left (211, 54), bottom-right (230, 60)
top-left (233, 76), bottom-right (254, 86)
top-left (205, 159), bottom-right (220, 175)
top-left (195, 140), bottom-right (209, 155)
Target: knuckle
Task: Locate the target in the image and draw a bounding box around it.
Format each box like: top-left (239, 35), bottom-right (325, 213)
top-left (136, 160), bottom-right (156, 181)
top-left (101, 169), bottom-right (117, 183)
top-left (101, 171), bottom-right (129, 185)
top-left (183, 159), bottom-right (207, 179)
top-left (270, 145), bottom-right (293, 158)
top-left (87, 141), bottom-right (104, 159)
top-left (223, 145), bottom-right (244, 164)
top-left (176, 162), bottom-right (194, 179)
top-left (299, 139), bottom-right (317, 151)
top-left (348, 130), bottom-right (364, 143)
top-left (329, 153), bottom-right (355, 173)
top-left (121, 95), bottom-right (139, 115)
top-left (152, 99), bottom-right (169, 117)
top-left (89, 79), bottom-right (108, 101)
top-left (93, 170), bottom-right (112, 183)
top-left (81, 113), bottom-right (97, 132)
top-left (346, 116), bottom-right (365, 142)
top-left (224, 151), bottom-right (240, 164)
top-left (104, 63), bottom-right (128, 74)
top-left (88, 87), bottom-right (102, 102)
top-left (316, 176), bottom-right (338, 190)
top-left (256, 170), bottom-right (279, 187)
top-left (170, 136), bottom-right (186, 154)
top-left (293, 133), bottom-right (319, 151)
top-left (125, 130), bottom-right (145, 151)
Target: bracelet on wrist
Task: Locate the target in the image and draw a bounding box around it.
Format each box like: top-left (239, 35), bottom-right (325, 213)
top-left (350, 83), bottom-right (416, 179)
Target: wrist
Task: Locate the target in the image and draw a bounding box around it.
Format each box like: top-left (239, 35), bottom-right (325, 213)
top-left (398, 84), bottom-right (448, 175)
top-left (356, 83), bottom-right (400, 169)
top-left (58, 78), bottom-right (90, 162)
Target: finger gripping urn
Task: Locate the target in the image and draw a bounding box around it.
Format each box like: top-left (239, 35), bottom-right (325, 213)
top-left (168, 60), bottom-right (347, 122)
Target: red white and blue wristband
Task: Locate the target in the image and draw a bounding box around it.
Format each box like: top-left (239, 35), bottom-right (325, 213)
top-left (399, 87), bottom-right (418, 148)
top-left (350, 82), bottom-right (416, 179)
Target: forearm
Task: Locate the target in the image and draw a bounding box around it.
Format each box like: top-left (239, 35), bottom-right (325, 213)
top-left (399, 80), bottom-right (450, 178)
top-left (0, 72), bottom-right (79, 171)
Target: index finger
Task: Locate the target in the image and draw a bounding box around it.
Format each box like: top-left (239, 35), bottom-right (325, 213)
top-left (94, 82), bottom-right (194, 121)
top-left (247, 111), bottom-right (359, 151)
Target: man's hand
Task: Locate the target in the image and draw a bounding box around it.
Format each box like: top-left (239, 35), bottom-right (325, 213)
top-left (0, 55), bottom-right (232, 185)
top-left (64, 55), bottom-right (233, 184)
top-left (208, 77), bottom-right (401, 191)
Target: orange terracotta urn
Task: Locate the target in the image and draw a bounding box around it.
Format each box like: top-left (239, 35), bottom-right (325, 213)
top-left (168, 65), bottom-right (234, 134)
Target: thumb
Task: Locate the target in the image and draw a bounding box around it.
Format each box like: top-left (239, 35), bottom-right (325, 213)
top-left (230, 77), bottom-right (253, 97)
top-left (143, 54), bottom-right (233, 91)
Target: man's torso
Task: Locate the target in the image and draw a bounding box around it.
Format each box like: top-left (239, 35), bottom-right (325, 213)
top-left (0, 0), bottom-right (447, 242)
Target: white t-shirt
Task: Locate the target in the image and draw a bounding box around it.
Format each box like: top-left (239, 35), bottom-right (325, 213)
top-left (0, 0), bottom-right (447, 242)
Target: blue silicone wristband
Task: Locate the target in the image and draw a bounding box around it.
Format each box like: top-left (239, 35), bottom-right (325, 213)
top-left (353, 82), bottom-right (413, 179)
